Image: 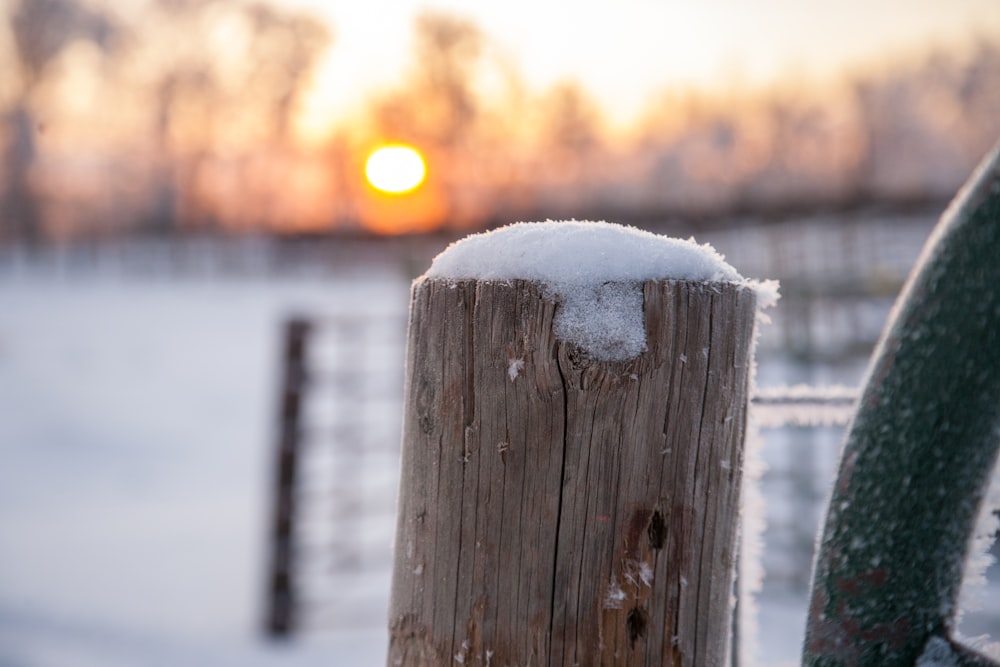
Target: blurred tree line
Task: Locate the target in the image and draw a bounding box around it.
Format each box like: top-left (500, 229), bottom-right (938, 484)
top-left (2, 1), bottom-right (999, 242)
top-left (0, 0), bottom-right (331, 243)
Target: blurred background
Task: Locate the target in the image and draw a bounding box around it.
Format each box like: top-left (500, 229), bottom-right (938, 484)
top-left (1, 0), bottom-right (999, 665)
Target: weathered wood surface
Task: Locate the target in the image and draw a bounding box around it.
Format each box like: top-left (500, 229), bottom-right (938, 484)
top-left (388, 279), bottom-right (756, 666)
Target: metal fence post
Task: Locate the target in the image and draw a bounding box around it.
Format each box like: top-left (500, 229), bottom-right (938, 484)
top-left (265, 317), bottom-right (312, 638)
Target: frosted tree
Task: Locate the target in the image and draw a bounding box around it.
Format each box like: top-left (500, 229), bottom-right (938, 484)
top-left (1, 0), bottom-right (115, 244)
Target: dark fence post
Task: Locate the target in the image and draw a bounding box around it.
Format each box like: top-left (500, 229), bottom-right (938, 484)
top-left (265, 317), bottom-right (312, 638)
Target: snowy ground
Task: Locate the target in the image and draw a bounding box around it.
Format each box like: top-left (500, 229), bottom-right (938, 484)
top-left (0, 266), bottom-right (407, 666)
top-left (0, 242), bottom-right (996, 666)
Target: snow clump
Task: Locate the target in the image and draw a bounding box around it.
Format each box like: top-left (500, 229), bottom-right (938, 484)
top-left (424, 220), bottom-right (776, 361)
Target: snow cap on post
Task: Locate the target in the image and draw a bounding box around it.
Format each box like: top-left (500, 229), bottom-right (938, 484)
top-left (424, 219), bottom-right (776, 361)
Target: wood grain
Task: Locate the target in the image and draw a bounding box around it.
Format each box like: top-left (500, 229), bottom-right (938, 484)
top-left (389, 279), bottom-right (756, 666)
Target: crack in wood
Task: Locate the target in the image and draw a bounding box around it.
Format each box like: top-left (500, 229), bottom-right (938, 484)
top-left (648, 510), bottom-right (667, 550)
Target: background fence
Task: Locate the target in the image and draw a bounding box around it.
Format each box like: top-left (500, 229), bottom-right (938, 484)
top-left (260, 209), bottom-right (1000, 657)
top-left (3, 209), bottom-right (997, 665)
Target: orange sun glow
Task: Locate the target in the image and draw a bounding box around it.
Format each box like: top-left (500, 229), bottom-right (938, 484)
top-left (365, 144), bottom-right (427, 194)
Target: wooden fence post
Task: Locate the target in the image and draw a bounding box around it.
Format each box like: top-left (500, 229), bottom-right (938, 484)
top-left (389, 277), bottom-right (757, 666)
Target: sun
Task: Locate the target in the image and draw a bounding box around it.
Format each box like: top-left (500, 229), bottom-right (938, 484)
top-left (365, 144), bottom-right (427, 194)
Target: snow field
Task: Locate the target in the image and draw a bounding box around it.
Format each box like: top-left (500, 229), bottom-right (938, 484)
top-left (0, 271), bottom-right (407, 665)
top-left (1, 231), bottom-right (997, 665)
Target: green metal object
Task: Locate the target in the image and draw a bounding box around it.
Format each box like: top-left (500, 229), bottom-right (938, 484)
top-left (803, 141), bottom-right (1000, 666)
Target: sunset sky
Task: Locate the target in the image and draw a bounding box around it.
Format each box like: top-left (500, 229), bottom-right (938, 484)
top-left (289, 0), bottom-right (1000, 133)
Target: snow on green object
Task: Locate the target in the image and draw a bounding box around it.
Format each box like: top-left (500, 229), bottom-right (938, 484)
top-left (803, 141), bottom-right (1000, 666)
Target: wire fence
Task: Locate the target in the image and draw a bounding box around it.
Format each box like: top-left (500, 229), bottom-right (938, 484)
top-left (251, 212), bottom-right (999, 657)
top-left (261, 305), bottom-right (1000, 649)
